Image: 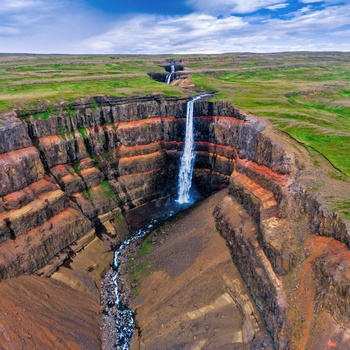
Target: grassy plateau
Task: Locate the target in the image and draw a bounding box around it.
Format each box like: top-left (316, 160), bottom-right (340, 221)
top-left (0, 52), bottom-right (349, 217)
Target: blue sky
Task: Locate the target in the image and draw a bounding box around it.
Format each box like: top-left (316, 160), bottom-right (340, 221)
top-left (0, 0), bottom-right (349, 53)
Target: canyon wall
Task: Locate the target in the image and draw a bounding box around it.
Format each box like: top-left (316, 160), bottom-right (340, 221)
top-left (0, 95), bottom-right (350, 348)
top-left (0, 95), bottom-right (240, 281)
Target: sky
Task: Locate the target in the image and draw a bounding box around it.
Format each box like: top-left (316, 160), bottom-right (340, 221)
top-left (0, 0), bottom-right (349, 54)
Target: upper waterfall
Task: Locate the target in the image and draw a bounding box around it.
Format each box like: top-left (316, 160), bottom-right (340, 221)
top-left (165, 64), bottom-right (175, 84)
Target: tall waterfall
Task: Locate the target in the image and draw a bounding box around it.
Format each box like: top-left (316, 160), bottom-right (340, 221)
top-left (165, 64), bottom-right (175, 84)
top-left (177, 95), bottom-right (205, 204)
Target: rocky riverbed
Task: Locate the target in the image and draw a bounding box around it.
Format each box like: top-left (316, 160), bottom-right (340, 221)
top-left (101, 232), bottom-right (146, 350)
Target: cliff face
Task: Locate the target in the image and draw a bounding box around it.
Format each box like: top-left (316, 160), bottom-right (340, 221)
top-left (0, 95), bottom-right (350, 348)
top-left (0, 95), bottom-right (241, 280)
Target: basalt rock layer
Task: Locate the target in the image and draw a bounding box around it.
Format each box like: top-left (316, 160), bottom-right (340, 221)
top-left (0, 95), bottom-right (350, 349)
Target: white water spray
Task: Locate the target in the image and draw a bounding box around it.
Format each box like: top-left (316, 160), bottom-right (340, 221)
top-left (165, 64), bottom-right (175, 84)
top-left (177, 94), bottom-right (207, 204)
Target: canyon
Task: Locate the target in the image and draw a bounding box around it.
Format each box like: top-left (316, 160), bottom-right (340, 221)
top-left (0, 94), bottom-right (350, 349)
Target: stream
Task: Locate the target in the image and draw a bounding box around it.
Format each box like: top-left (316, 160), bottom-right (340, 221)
top-left (111, 222), bottom-right (156, 350)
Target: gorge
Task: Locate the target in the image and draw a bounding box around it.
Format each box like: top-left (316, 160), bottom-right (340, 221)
top-left (0, 92), bottom-right (350, 349)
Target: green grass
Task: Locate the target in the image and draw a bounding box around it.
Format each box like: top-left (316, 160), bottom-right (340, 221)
top-left (78, 127), bottom-right (88, 139)
top-left (1, 76), bottom-right (181, 102)
top-left (72, 161), bottom-right (81, 174)
top-left (139, 238), bottom-right (154, 256)
top-left (115, 212), bottom-right (122, 222)
top-left (191, 55), bottom-right (350, 178)
top-left (32, 111), bottom-right (51, 120)
top-left (333, 201), bottom-right (350, 220)
top-left (133, 262), bottom-right (151, 276)
top-left (126, 234), bottom-right (155, 296)
top-left (283, 127), bottom-right (350, 176)
top-left (130, 262), bottom-right (151, 296)
top-left (100, 180), bottom-right (116, 198)
top-left (82, 187), bottom-right (93, 200)
top-left (0, 55), bottom-right (184, 112)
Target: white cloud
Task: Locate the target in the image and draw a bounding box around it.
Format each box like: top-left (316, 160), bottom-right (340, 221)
top-left (266, 3), bottom-right (289, 10)
top-left (330, 29), bottom-right (350, 36)
top-left (0, 0), bottom-right (63, 14)
top-left (299, 0), bottom-right (345, 3)
top-left (0, 0), bottom-right (349, 54)
top-left (0, 0), bottom-right (43, 12)
top-left (84, 13), bottom-right (247, 54)
top-left (186, 0), bottom-right (288, 14)
top-left (82, 2), bottom-right (350, 54)
top-left (264, 4), bottom-right (350, 34)
top-left (0, 0), bottom-right (70, 34)
top-left (298, 0), bottom-right (322, 3)
top-left (0, 26), bottom-right (19, 35)
top-left (0, 0), bottom-right (111, 53)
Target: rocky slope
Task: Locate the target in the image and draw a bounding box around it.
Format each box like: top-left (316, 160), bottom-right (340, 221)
top-left (0, 95), bottom-right (350, 348)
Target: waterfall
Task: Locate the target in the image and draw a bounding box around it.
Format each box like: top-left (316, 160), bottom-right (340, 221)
top-left (165, 64), bottom-right (175, 84)
top-left (177, 94), bottom-right (207, 204)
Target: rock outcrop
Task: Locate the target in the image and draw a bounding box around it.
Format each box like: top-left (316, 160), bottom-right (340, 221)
top-left (0, 95), bottom-right (350, 349)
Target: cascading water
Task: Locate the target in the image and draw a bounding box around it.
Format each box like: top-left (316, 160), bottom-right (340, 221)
top-left (177, 94), bottom-right (208, 204)
top-left (165, 64), bottom-right (175, 84)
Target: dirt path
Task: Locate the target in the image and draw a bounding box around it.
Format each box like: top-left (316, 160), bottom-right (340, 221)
top-left (129, 189), bottom-right (273, 350)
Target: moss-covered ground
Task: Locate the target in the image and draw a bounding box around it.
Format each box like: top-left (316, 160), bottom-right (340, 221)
top-left (188, 53), bottom-right (350, 177)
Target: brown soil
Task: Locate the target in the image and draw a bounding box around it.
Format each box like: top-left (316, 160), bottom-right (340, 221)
top-left (128, 189), bottom-right (273, 350)
top-left (0, 275), bottom-right (100, 350)
top-left (284, 236), bottom-right (350, 350)
top-left (0, 235), bottom-right (115, 350)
